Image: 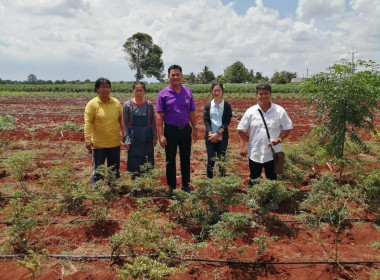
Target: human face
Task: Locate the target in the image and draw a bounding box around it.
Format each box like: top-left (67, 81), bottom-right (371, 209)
top-left (133, 84), bottom-right (146, 101)
top-left (96, 82), bottom-right (111, 102)
top-left (212, 85), bottom-right (223, 101)
top-left (256, 89), bottom-right (271, 107)
top-left (168, 69), bottom-right (182, 87)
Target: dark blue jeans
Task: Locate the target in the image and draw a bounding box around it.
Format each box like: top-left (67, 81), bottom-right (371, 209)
top-left (248, 159), bottom-right (277, 187)
top-left (205, 136), bottom-right (228, 179)
top-left (92, 146), bottom-right (120, 184)
top-left (164, 124), bottom-right (192, 190)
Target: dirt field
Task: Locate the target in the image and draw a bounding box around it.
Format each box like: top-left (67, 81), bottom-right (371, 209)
top-left (0, 96), bottom-right (379, 280)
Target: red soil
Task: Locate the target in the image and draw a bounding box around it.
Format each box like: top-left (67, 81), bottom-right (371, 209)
top-left (0, 96), bottom-right (379, 280)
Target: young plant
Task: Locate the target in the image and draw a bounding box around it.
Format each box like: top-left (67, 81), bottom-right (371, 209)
top-left (299, 173), bottom-right (367, 263)
top-left (210, 212), bottom-right (253, 252)
top-left (127, 163), bottom-right (166, 197)
top-left (3, 150), bottom-right (36, 194)
top-left (253, 235), bottom-right (270, 255)
top-left (168, 175), bottom-right (246, 240)
top-left (111, 199), bottom-right (188, 278)
top-left (16, 249), bottom-right (48, 279)
top-left (303, 59), bottom-right (380, 185)
top-left (54, 122), bottom-right (83, 131)
top-left (57, 178), bottom-right (91, 215)
top-left (3, 198), bottom-right (48, 253)
top-left (118, 255), bottom-right (183, 280)
top-left (246, 178), bottom-right (293, 213)
top-left (0, 114), bottom-right (17, 131)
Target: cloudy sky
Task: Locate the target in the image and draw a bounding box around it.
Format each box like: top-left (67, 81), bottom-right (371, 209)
top-left (0, 0), bottom-right (379, 82)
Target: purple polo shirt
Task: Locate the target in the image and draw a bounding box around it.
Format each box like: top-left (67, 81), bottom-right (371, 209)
top-left (156, 85), bottom-right (196, 126)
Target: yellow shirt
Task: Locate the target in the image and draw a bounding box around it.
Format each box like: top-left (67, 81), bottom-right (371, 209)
top-left (84, 96), bottom-right (122, 148)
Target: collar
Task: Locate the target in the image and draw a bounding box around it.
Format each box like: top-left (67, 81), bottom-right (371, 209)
top-left (168, 84), bottom-right (182, 94)
top-left (211, 99), bottom-right (224, 109)
top-left (258, 101), bottom-right (272, 113)
top-left (96, 96), bottom-right (114, 104)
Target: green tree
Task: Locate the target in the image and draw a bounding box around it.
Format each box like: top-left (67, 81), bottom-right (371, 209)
top-left (197, 65), bottom-right (215, 84)
top-left (27, 74), bottom-right (37, 84)
top-left (304, 59), bottom-right (380, 184)
top-left (224, 61), bottom-right (250, 83)
top-left (188, 72), bottom-right (196, 83)
top-left (122, 32), bottom-right (164, 81)
top-left (270, 71), bottom-right (296, 84)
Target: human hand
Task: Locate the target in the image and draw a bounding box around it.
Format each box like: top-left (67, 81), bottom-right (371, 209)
top-left (153, 139), bottom-right (157, 147)
top-left (159, 135), bottom-right (167, 148)
top-left (85, 142), bottom-right (92, 153)
top-left (270, 138), bottom-right (283, 146)
top-left (208, 133), bottom-right (219, 143)
top-left (192, 128), bottom-right (198, 143)
top-left (240, 147), bottom-right (247, 157)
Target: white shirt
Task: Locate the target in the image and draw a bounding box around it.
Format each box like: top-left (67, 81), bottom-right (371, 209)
top-left (210, 99), bottom-right (224, 133)
top-left (237, 102), bottom-right (293, 163)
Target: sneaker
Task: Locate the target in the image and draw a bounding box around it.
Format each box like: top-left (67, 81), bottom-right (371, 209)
top-left (181, 185), bottom-right (193, 193)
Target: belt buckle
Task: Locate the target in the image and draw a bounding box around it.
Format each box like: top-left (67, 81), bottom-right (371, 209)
top-left (178, 125), bottom-right (185, 129)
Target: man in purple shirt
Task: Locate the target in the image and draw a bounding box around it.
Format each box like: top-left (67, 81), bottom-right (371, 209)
top-left (156, 64), bottom-right (198, 197)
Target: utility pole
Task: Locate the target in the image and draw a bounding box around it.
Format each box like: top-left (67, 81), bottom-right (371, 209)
top-left (348, 48), bottom-right (358, 73)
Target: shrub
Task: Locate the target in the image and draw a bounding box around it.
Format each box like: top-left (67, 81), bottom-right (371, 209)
top-left (3, 150), bottom-right (37, 194)
top-left (246, 179), bottom-right (293, 213)
top-left (210, 212), bottom-right (253, 251)
top-left (168, 175), bottom-right (246, 240)
top-left (299, 173), bottom-right (367, 262)
top-left (0, 115), bottom-right (17, 131)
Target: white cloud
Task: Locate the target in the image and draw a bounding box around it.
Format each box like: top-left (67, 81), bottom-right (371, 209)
top-left (296, 0), bottom-right (346, 19)
top-left (0, 0), bottom-right (379, 81)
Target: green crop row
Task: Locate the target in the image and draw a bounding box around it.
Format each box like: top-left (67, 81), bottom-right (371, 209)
top-left (0, 82), bottom-right (303, 94)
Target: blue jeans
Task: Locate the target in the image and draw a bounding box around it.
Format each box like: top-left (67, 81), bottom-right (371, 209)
top-left (92, 146), bottom-right (120, 184)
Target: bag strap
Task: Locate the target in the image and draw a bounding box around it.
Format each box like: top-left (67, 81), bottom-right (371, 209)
top-left (258, 109), bottom-right (276, 155)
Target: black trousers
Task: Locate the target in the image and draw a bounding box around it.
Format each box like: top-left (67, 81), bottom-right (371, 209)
top-left (205, 136), bottom-right (228, 179)
top-left (164, 124), bottom-right (192, 189)
top-left (248, 159), bottom-right (277, 187)
top-left (92, 146), bottom-right (120, 184)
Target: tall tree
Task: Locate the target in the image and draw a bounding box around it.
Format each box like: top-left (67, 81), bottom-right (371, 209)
top-left (197, 66), bottom-right (215, 84)
top-left (224, 61), bottom-right (250, 83)
top-left (27, 74), bottom-right (37, 84)
top-left (123, 32), bottom-right (164, 81)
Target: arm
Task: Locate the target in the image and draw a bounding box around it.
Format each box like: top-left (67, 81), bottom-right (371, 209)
top-left (203, 103), bottom-right (218, 143)
top-left (190, 110), bottom-right (198, 143)
top-left (219, 102), bottom-right (232, 135)
top-left (272, 108), bottom-right (293, 145)
top-left (122, 102), bottom-right (131, 149)
top-left (84, 102), bottom-right (94, 152)
top-left (149, 102), bottom-right (157, 147)
top-left (203, 103), bottom-right (212, 134)
top-left (156, 112), bottom-right (166, 148)
top-left (238, 130), bottom-right (248, 157)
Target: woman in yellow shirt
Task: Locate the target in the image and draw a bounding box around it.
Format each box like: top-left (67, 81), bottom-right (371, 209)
top-left (84, 78), bottom-right (123, 185)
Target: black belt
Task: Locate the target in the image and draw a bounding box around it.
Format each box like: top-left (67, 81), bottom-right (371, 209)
top-left (165, 123), bottom-right (189, 129)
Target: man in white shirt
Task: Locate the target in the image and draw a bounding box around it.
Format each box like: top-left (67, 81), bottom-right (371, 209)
top-left (237, 84), bottom-right (293, 187)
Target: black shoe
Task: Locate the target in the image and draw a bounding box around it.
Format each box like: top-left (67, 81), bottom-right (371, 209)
top-left (181, 185), bottom-right (193, 193)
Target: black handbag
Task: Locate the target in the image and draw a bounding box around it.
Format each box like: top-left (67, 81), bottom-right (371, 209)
top-left (258, 109), bottom-right (285, 175)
